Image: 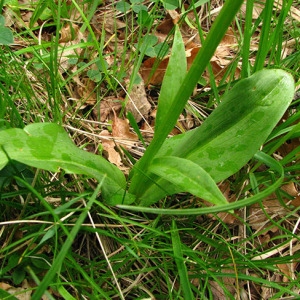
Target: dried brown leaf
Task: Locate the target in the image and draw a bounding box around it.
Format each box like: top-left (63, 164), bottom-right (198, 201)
top-left (156, 17), bottom-right (174, 35)
top-left (75, 78), bottom-right (97, 105)
top-left (291, 195), bottom-right (300, 208)
top-left (112, 115), bottom-right (138, 140)
top-left (125, 74), bottom-right (151, 122)
top-left (0, 282), bottom-right (12, 290)
top-left (93, 97), bottom-right (122, 122)
top-left (140, 56), bottom-right (170, 85)
top-left (100, 130), bottom-right (122, 167)
top-left (277, 262), bottom-right (298, 282)
top-left (209, 269), bottom-right (237, 299)
top-left (141, 27), bottom-right (239, 85)
top-left (59, 23), bottom-right (79, 43)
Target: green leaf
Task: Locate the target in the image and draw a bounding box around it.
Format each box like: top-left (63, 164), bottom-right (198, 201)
top-left (132, 4), bottom-right (147, 13)
top-left (159, 69), bottom-right (294, 181)
top-left (30, 255), bottom-right (51, 270)
top-left (154, 25), bottom-right (186, 133)
top-left (163, 0), bottom-right (179, 10)
top-left (0, 123), bottom-right (134, 204)
top-left (119, 151), bottom-right (285, 214)
top-left (0, 26), bottom-right (14, 45)
top-left (129, 25), bottom-right (186, 195)
top-left (154, 42), bottom-right (169, 57)
top-left (149, 156), bottom-right (228, 206)
top-left (139, 34), bottom-right (158, 54)
top-left (137, 10), bottom-right (152, 27)
top-left (137, 69), bottom-right (294, 206)
top-left (116, 1), bottom-right (131, 13)
top-left (87, 69), bottom-right (102, 82)
top-left (12, 268), bottom-right (26, 285)
top-left (0, 15), bottom-right (5, 26)
top-left (39, 227), bottom-right (56, 245)
top-left (0, 289), bottom-right (18, 300)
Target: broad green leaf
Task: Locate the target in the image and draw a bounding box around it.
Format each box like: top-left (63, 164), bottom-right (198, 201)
top-left (87, 69), bottom-right (102, 82)
top-left (133, 4), bottom-right (148, 13)
top-left (163, 0), bottom-right (179, 10)
top-left (116, 1), bottom-right (131, 13)
top-left (119, 151), bottom-right (284, 214)
top-left (12, 268), bottom-right (26, 285)
top-left (0, 15), bottom-right (4, 26)
top-left (137, 69), bottom-right (294, 206)
top-left (0, 26), bottom-right (14, 45)
top-left (149, 156), bottom-right (227, 206)
top-left (137, 10), bottom-right (152, 27)
top-left (159, 69), bottom-right (294, 180)
top-left (0, 123), bottom-right (134, 204)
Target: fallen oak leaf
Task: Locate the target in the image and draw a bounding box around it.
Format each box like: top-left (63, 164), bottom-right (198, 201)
top-left (93, 97), bottom-right (122, 122)
top-left (112, 114), bottom-right (138, 141)
top-left (124, 72), bottom-right (151, 122)
top-left (100, 130), bottom-right (123, 167)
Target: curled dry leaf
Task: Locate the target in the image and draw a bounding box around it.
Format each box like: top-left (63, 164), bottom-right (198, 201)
top-left (75, 77), bottom-right (97, 106)
top-left (59, 23), bottom-right (80, 43)
top-left (141, 28), bottom-right (239, 85)
top-left (93, 97), bottom-right (122, 122)
top-left (112, 115), bottom-right (138, 140)
top-left (99, 115), bottom-right (138, 170)
top-left (100, 130), bottom-right (122, 167)
top-left (125, 74), bottom-right (151, 122)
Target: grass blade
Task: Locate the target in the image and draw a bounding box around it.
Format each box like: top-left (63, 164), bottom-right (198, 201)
top-left (31, 182), bottom-right (103, 299)
top-left (171, 219), bottom-right (194, 299)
